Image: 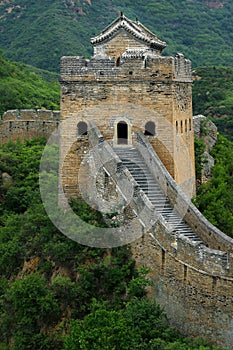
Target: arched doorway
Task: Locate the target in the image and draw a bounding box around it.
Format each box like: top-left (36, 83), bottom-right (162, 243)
top-left (117, 121), bottom-right (128, 144)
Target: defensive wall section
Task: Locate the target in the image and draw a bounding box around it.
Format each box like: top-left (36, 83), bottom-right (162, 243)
top-left (2, 12), bottom-right (233, 347)
top-left (1, 113), bottom-right (233, 348)
top-left (87, 122), bottom-right (233, 349)
top-left (0, 109), bottom-right (60, 143)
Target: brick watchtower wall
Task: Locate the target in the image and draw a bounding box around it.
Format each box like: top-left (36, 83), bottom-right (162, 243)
top-left (60, 14), bottom-right (195, 199)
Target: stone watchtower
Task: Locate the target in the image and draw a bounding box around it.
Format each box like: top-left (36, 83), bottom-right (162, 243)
top-left (59, 16), bottom-right (233, 348)
top-left (60, 13), bottom-right (195, 199)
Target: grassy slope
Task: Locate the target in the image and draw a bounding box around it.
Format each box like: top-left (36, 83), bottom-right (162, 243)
top-left (192, 66), bottom-right (233, 141)
top-left (0, 52), bottom-right (60, 116)
top-left (0, 0), bottom-right (233, 71)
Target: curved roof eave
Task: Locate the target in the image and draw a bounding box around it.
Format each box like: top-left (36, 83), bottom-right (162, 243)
top-left (90, 13), bottom-right (166, 50)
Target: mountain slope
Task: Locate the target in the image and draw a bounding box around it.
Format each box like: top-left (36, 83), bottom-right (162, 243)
top-left (0, 0), bottom-right (233, 71)
top-left (192, 66), bottom-right (233, 141)
top-left (0, 52), bottom-right (59, 116)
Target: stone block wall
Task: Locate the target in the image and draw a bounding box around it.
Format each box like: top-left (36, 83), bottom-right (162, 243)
top-left (131, 232), bottom-right (233, 349)
top-left (0, 109), bottom-right (60, 143)
top-left (60, 51), bottom-right (195, 197)
top-left (73, 122), bottom-right (233, 349)
top-left (136, 131), bottom-right (233, 257)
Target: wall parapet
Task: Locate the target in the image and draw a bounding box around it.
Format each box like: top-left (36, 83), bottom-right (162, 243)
top-left (88, 123), bottom-right (232, 276)
top-left (136, 131), bottom-right (233, 275)
top-left (0, 109), bottom-right (60, 144)
top-left (60, 54), bottom-right (192, 82)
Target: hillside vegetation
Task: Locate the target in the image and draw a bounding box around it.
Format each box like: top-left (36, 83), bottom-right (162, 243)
top-left (0, 138), bottom-right (225, 350)
top-left (0, 52), bottom-right (59, 116)
top-left (194, 134), bottom-right (233, 237)
top-left (0, 0), bottom-right (233, 71)
top-left (192, 66), bottom-right (233, 141)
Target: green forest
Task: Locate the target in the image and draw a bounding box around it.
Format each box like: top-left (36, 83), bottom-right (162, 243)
top-left (0, 138), bottom-right (226, 349)
top-left (0, 0), bottom-right (233, 71)
top-left (194, 134), bottom-right (233, 237)
top-left (0, 53), bottom-right (59, 116)
top-left (192, 66), bottom-right (233, 141)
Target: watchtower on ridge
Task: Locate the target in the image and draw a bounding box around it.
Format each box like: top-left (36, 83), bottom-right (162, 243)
top-left (60, 13), bottom-right (195, 198)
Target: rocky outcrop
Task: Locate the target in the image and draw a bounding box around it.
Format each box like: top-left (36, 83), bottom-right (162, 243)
top-left (193, 114), bottom-right (218, 182)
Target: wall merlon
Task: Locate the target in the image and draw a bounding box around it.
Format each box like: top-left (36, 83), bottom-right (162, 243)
top-left (2, 109), bottom-right (20, 120)
top-left (174, 53), bottom-right (192, 81)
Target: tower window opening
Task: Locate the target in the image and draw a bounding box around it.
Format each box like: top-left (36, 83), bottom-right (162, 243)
top-left (181, 120), bottom-right (183, 133)
top-left (77, 121), bottom-right (88, 136)
top-left (116, 57), bottom-right (121, 67)
top-left (145, 121), bottom-right (156, 136)
top-left (117, 121), bottom-right (128, 144)
top-left (184, 265), bottom-right (187, 281)
top-left (161, 248), bottom-right (165, 269)
top-left (176, 121), bottom-right (178, 133)
top-left (26, 121), bottom-right (29, 132)
top-left (185, 119), bottom-right (187, 133)
top-left (189, 118), bottom-right (192, 131)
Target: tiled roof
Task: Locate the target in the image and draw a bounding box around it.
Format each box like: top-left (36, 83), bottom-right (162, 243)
top-left (91, 12), bottom-right (166, 50)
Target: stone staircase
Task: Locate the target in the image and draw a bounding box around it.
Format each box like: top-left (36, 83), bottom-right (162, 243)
top-left (114, 146), bottom-right (204, 246)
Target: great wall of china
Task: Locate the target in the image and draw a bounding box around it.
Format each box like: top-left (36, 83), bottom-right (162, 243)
top-left (1, 12), bottom-right (233, 349)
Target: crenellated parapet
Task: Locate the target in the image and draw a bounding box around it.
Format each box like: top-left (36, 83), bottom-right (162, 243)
top-left (60, 51), bottom-right (192, 83)
top-left (0, 109), bottom-right (60, 143)
top-left (174, 53), bottom-right (192, 81)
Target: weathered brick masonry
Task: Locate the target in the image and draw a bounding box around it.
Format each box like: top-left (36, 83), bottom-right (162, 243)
top-left (58, 14), bottom-right (233, 348)
top-left (0, 109), bottom-right (60, 143)
top-left (60, 13), bottom-right (195, 199)
top-left (1, 13), bottom-right (233, 349)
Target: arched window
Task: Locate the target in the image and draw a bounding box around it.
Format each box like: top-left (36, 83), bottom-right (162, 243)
top-left (189, 118), bottom-right (192, 131)
top-left (176, 121), bottom-right (178, 133)
top-left (77, 121), bottom-right (88, 136)
top-left (117, 121), bottom-right (128, 144)
top-left (145, 121), bottom-right (156, 136)
top-left (180, 120), bottom-right (183, 133)
top-left (185, 119), bottom-right (187, 133)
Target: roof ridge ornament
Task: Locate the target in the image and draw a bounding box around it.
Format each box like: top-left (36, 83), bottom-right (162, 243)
top-left (90, 14), bottom-right (166, 52)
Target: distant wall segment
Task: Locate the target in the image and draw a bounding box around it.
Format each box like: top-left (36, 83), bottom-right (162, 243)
top-left (0, 109), bottom-right (60, 143)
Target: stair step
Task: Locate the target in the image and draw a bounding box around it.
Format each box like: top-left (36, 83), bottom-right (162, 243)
top-left (114, 146), bottom-right (205, 247)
